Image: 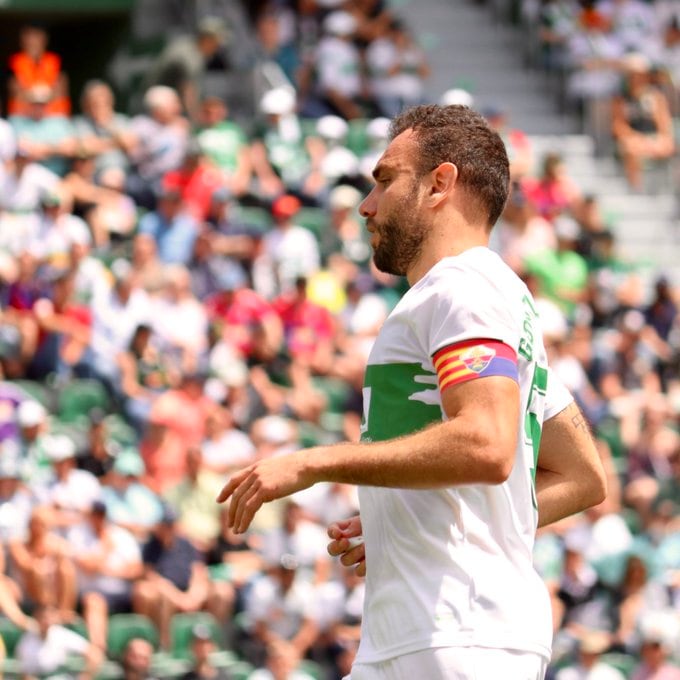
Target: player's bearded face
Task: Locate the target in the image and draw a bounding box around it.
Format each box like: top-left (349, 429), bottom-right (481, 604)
top-left (371, 180), bottom-right (427, 276)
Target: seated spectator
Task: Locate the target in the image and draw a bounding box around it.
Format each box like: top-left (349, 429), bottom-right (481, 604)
top-left (137, 186), bottom-right (200, 265)
top-left (101, 448), bottom-right (164, 539)
top-left (253, 195), bottom-right (320, 298)
top-left (8, 505), bottom-right (77, 621)
top-left (73, 79), bottom-right (134, 174)
top-left (130, 232), bottom-right (166, 295)
top-left (483, 105), bottom-right (534, 182)
top-left (117, 323), bottom-right (174, 434)
top-left (302, 11), bottom-right (366, 120)
top-left (27, 267), bottom-right (92, 381)
top-left (161, 141), bottom-right (224, 222)
top-left (250, 87), bottom-right (308, 198)
top-left (10, 85), bottom-right (78, 177)
top-left (143, 16), bottom-right (231, 123)
top-left (89, 258), bottom-right (152, 388)
top-left (61, 150), bottom-right (136, 247)
top-left (365, 18), bottom-right (430, 118)
top-left (524, 215), bottom-right (589, 320)
top-left (249, 639), bottom-right (317, 680)
top-left (555, 628), bottom-right (624, 680)
top-left (77, 409), bottom-right (117, 479)
top-left (67, 224), bottom-right (111, 307)
top-left (0, 450), bottom-right (35, 544)
top-left (313, 116), bottom-right (360, 192)
top-left (320, 184), bottom-right (369, 267)
top-left (200, 405), bottom-right (255, 475)
top-left (150, 264), bottom-right (208, 372)
top-left (127, 86), bottom-right (190, 209)
top-left (631, 611), bottom-right (680, 679)
top-left (164, 446), bottom-right (223, 551)
top-left (180, 623), bottom-right (232, 680)
top-left (601, 0), bottom-right (657, 57)
top-left (120, 637), bottom-right (156, 680)
top-left (133, 505), bottom-right (210, 649)
top-left (611, 54), bottom-right (675, 191)
top-left (241, 553), bottom-right (319, 668)
top-left (195, 95), bottom-right (252, 197)
top-left (43, 434), bottom-right (102, 528)
top-left (67, 499), bottom-right (143, 651)
top-left (15, 398), bottom-right (50, 483)
top-left (7, 23), bottom-right (70, 117)
top-left (15, 603), bottom-right (102, 679)
top-left (205, 268), bottom-right (283, 363)
top-left (522, 152), bottom-right (582, 221)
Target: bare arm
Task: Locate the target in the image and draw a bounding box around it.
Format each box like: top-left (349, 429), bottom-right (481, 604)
top-left (218, 376), bottom-right (520, 532)
top-left (535, 401), bottom-right (607, 528)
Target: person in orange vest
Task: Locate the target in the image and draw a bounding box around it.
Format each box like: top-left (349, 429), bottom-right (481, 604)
top-left (7, 23), bottom-right (71, 117)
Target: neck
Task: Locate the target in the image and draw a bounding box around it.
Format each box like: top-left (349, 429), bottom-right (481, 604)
top-left (406, 226), bottom-right (489, 286)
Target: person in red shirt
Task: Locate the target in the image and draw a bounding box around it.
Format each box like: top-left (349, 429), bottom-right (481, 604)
top-left (28, 267), bottom-right (92, 380)
top-left (160, 141), bottom-right (224, 222)
top-left (273, 276), bottom-right (336, 374)
top-left (204, 268), bottom-right (283, 362)
top-left (8, 23), bottom-right (70, 117)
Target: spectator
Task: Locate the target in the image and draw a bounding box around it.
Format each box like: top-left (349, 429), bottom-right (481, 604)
top-left (68, 499), bottom-right (143, 651)
top-left (164, 445), bottom-right (223, 551)
top-left (8, 505), bottom-right (77, 621)
top-left (249, 639), bottom-right (317, 680)
top-left (73, 79), bottom-right (134, 174)
top-left (253, 195), bottom-right (320, 298)
top-left (554, 628), bottom-right (624, 680)
top-left (127, 86), bottom-right (190, 209)
top-left (242, 553), bottom-right (319, 669)
top-left (120, 637), bottom-right (157, 680)
top-left (522, 151), bottom-right (582, 220)
top-left (611, 53), bottom-right (675, 191)
top-left (137, 186), bottom-right (200, 265)
top-left (77, 409), bottom-right (117, 479)
top-left (200, 405), bottom-right (256, 476)
top-left (10, 85), bottom-right (78, 177)
top-left (43, 434), bottom-right (102, 527)
top-left (7, 23), bottom-right (70, 117)
top-left (15, 603), bottom-right (102, 679)
top-left (194, 95), bottom-right (252, 197)
top-left (161, 141), bottom-right (224, 222)
top-left (143, 17), bottom-right (231, 122)
top-left (180, 623), bottom-right (232, 680)
top-left (631, 611), bottom-right (680, 680)
top-left (133, 505), bottom-right (211, 649)
top-left (0, 450), bottom-right (35, 544)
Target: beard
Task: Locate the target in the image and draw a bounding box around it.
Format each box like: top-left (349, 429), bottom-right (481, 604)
top-left (371, 187), bottom-right (428, 276)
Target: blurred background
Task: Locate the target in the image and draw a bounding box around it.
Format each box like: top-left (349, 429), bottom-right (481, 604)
top-left (1, 0), bottom-right (680, 679)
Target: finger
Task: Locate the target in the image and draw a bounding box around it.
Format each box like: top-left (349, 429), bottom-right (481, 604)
top-left (327, 524), bottom-right (342, 540)
top-left (227, 474), bottom-right (257, 528)
top-left (340, 544), bottom-right (366, 567)
top-left (355, 559), bottom-right (366, 577)
top-left (235, 486), bottom-right (265, 534)
top-left (217, 467), bottom-right (251, 504)
top-left (327, 537), bottom-right (348, 557)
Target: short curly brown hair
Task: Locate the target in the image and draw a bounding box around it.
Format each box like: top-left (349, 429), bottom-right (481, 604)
top-left (389, 104), bottom-right (510, 228)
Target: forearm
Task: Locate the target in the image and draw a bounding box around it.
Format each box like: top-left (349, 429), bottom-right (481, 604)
top-left (304, 416), bottom-right (513, 489)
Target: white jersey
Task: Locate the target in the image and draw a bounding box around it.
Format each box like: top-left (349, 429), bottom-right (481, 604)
top-left (356, 247), bottom-right (569, 664)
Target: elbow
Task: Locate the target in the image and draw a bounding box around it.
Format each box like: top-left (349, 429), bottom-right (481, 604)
top-left (480, 441), bottom-right (515, 485)
top-left (586, 463), bottom-right (608, 509)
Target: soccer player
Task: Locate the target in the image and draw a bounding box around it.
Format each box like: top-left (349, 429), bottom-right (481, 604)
top-left (217, 105), bottom-right (606, 679)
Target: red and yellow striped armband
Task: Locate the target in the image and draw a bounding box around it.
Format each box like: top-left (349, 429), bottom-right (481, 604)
top-left (432, 338), bottom-right (519, 394)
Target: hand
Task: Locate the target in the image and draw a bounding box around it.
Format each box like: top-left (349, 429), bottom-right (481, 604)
top-left (216, 453), bottom-right (316, 533)
top-left (327, 516), bottom-right (366, 577)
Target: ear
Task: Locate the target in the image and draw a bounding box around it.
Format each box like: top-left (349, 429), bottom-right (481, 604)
top-left (426, 162), bottom-right (458, 207)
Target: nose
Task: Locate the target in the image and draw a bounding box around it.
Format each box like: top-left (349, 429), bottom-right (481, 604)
top-left (359, 188), bottom-right (376, 218)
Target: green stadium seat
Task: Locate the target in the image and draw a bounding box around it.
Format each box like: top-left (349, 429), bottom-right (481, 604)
top-left (600, 652), bottom-right (636, 679)
top-left (226, 660), bottom-right (254, 680)
top-left (103, 413), bottom-right (139, 447)
top-left (11, 379), bottom-right (57, 411)
top-left (346, 118), bottom-right (371, 156)
top-left (295, 207), bottom-right (329, 241)
top-left (233, 206), bottom-right (273, 234)
top-left (150, 652), bottom-right (191, 679)
top-left (57, 379), bottom-right (111, 423)
top-left (0, 616), bottom-right (23, 657)
top-left (107, 613), bottom-right (159, 659)
top-left (311, 376), bottom-right (351, 414)
top-left (170, 612), bottom-right (222, 662)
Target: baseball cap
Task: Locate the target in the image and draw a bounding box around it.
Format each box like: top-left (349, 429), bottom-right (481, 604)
top-left (329, 184), bottom-right (362, 211)
top-left (159, 503), bottom-right (178, 525)
top-left (260, 87), bottom-right (296, 116)
top-left (440, 88), bottom-right (475, 108)
top-left (271, 194), bottom-right (301, 219)
top-left (17, 399), bottom-right (46, 428)
top-left (43, 434), bottom-right (76, 462)
top-left (112, 449), bottom-right (145, 477)
top-left (578, 629), bottom-right (611, 655)
top-left (197, 16), bottom-right (229, 42)
top-left (316, 115), bottom-right (349, 141)
top-left (366, 117), bottom-right (391, 140)
top-left (554, 215), bottom-right (581, 241)
top-left (91, 499), bottom-right (107, 516)
top-left (0, 453), bottom-right (22, 479)
top-left (323, 11), bottom-right (357, 37)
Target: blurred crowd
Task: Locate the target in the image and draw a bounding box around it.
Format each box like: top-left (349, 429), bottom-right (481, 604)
top-left (0, 1), bottom-right (679, 679)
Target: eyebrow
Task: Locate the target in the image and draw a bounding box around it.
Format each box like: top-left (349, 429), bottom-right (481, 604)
top-left (372, 163), bottom-right (394, 182)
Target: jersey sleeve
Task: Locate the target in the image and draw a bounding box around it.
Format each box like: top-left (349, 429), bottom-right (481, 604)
top-left (544, 367), bottom-right (574, 421)
top-left (424, 264), bottom-right (521, 393)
